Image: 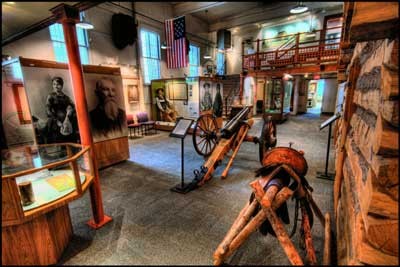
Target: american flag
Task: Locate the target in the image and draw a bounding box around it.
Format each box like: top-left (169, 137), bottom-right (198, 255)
top-left (165, 16), bottom-right (188, 69)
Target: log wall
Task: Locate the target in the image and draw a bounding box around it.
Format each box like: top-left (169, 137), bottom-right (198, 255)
top-left (334, 2), bottom-right (399, 265)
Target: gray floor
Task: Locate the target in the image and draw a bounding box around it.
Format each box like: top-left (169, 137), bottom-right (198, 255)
top-left (60, 113), bottom-right (335, 265)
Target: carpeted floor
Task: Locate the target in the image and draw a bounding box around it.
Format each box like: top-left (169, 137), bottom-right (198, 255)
top-left (59, 113), bottom-right (335, 265)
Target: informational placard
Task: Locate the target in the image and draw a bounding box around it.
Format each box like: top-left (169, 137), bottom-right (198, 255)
top-left (320, 113), bottom-right (341, 130)
top-left (170, 118), bottom-right (193, 139)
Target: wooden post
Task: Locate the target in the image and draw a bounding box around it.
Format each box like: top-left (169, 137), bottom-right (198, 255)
top-left (256, 39), bottom-right (260, 70)
top-left (333, 57), bottom-right (360, 218)
top-left (51, 4), bottom-right (111, 229)
top-left (301, 202), bottom-right (317, 265)
top-left (323, 213), bottom-right (331, 265)
top-left (294, 33), bottom-right (300, 64)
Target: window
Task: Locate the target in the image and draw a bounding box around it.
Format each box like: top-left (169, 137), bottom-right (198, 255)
top-left (216, 52), bottom-right (225, 75)
top-left (49, 12), bottom-right (90, 64)
top-left (189, 44), bottom-right (200, 77)
top-left (140, 29), bottom-right (161, 84)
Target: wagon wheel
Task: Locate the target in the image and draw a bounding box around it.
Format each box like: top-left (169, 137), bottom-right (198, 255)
top-left (192, 114), bottom-right (218, 157)
top-left (258, 115), bottom-right (277, 163)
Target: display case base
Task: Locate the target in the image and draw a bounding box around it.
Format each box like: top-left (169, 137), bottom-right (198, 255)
top-left (2, 205), bottom-right (72, 265)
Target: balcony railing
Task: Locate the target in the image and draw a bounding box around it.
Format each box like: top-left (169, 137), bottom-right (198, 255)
top-left (242, 26), bottom-right (342, 71)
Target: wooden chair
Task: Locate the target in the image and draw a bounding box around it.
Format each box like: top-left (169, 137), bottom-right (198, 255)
top-left (136, 111), bottom-right (156, 135)
top-left (126, 114), bottom-right (142, 137)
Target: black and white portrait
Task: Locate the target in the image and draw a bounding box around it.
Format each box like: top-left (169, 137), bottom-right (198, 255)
top-left (84, 74), bottom-right (127, 142)
top-left (21, 66), bottom-right (79, 145)
top-left (200, 81), bottom-right (213, 112)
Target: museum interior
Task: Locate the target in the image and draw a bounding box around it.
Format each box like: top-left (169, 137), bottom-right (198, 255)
top-left (1, 1), bottom-right (399, 265)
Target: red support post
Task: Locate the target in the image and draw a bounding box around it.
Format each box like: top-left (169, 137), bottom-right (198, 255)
top-left (51, 4), bottom-right (112, 229)
top-left (295, 33), bottom-right (300, 64)
top-left (256, 39), bottom-right (260, 70)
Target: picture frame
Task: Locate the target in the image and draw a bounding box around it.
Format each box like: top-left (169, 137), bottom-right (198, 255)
top-left (167, 81), bottom-right (188, 101)
top-left (127, 84), bottom-right (139, 103)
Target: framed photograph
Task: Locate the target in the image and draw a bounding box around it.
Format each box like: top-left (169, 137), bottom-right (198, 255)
top-left (83, 72), bottom-right (128, 143)
top-left (167, 81), bottom-right (188, 101)
top-left (127, 84), bottom-right (139, 103)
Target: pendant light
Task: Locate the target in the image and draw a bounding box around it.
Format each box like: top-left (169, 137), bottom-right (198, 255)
top-left (76, 13), bottom-right (94, 30)
top-left (203, 10), bottom-right (212, 59)
top-left (290, 2), bottom-right (308, 14)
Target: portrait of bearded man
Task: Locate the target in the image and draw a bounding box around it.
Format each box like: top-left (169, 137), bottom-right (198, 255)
top-left (89, 77), bottom-right (126, 140)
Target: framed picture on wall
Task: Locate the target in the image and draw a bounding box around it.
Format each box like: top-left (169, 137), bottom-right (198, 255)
top-left (127, 84), bottom-right (139, 103)
top-left (167, 81), bottom-right (188, 101)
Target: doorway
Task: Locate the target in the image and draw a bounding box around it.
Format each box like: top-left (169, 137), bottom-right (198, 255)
top-left (307, 80), bottom-right (324, 114)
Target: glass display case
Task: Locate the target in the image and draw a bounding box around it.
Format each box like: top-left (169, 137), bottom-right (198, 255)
top-left (2, 143), bottom-right (95, 265)
top-left (264, 78), bottom-right (292, 122)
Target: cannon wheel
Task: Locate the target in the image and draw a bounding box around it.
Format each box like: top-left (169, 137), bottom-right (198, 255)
top-left (192, 114), bottom-right (218, 157)
top-left (259, 115), bottom-right (277, 163)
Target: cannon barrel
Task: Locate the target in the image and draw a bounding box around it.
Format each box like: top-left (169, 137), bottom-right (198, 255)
top-left (220, 107), bottom-right (250, 139)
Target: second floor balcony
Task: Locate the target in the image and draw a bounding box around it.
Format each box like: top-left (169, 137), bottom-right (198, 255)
top-left (242, 26), bottom-right (342, 72)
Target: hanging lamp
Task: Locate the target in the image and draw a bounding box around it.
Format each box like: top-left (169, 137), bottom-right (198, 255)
top-left (76, 14), bottom-right (94, 29)
top-left (203, 10), bottom-right (212, 59)
top-left (290, 2), bottom-right (308, 14)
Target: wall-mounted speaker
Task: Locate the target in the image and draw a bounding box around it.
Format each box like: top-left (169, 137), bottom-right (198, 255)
top-left (111, 13), bottom-right (137, 50)
top-left (217, 29), bottom-right (231, 50)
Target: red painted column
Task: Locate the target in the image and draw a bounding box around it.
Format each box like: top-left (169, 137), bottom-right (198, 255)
top-left (53, 4), bottom-right (112, 229)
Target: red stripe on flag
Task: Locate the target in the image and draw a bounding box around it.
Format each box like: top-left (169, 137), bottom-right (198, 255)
top-left (165, 17), bottom-right (188, 69)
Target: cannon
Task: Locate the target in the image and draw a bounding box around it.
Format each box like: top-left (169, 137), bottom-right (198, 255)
top-left (213, 145), bottom-right (332, 265)
top-left (186, 107), bottom-right (277, 192)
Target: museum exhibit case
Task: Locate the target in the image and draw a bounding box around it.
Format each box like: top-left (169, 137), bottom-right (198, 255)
top-left (2, 143), bottom-right (95, 265)
top-left (263, 77), bottom-right (293, 122)
top-left (2, 57), bottom-right (129, 168)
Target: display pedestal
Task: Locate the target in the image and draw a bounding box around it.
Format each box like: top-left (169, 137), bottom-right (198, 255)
top-left (2, 205), bottom-right (72, 265)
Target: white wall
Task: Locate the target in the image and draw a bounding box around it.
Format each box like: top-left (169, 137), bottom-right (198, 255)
top-left (321, 78), bottom-right (338, 113)
top-left (2, 2), bottom-right (210, 120)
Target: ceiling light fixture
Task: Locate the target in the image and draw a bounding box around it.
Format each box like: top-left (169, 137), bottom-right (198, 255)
top-left (161, 41), bottom-right (169, 49)
top-left (76, 14), bottom-right (94, 30)
top-left (203, 10), bottom-right (212, 59)
top-left (290, 2), bottom-right (308, 14)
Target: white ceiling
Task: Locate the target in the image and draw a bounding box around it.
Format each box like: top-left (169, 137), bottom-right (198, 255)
top-left (2, 2), bottom-right (78, 41)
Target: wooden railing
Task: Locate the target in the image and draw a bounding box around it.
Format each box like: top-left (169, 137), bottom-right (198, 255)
top-left (242, 26), bottom-right (342, 71)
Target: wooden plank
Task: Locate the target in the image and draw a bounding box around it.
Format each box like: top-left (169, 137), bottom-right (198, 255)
top-left (94, 137), bottom-right (129, 169)
top-left (353, 89), bottom-right (380, 116)
top-left (381, 99), bottom-right (399, 127)
top-left (346, 137), bottom-right (398, 219)
top-left (1, 179), bottom-right (24, 222)
top-left (355, 214), bottom-right (399, 265)
top-left (2, 205), bottom-right (72, 265)
top-left (350, 2), bottom-right (399, 42)
top-left (372, 113), bottom-right (399, 156)
top-left (364, 215), bottom-right (398, 256)
top-left (323, 213), bottom-right (331, 265)
top-left (381, 63), bottom-right (399, 100)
